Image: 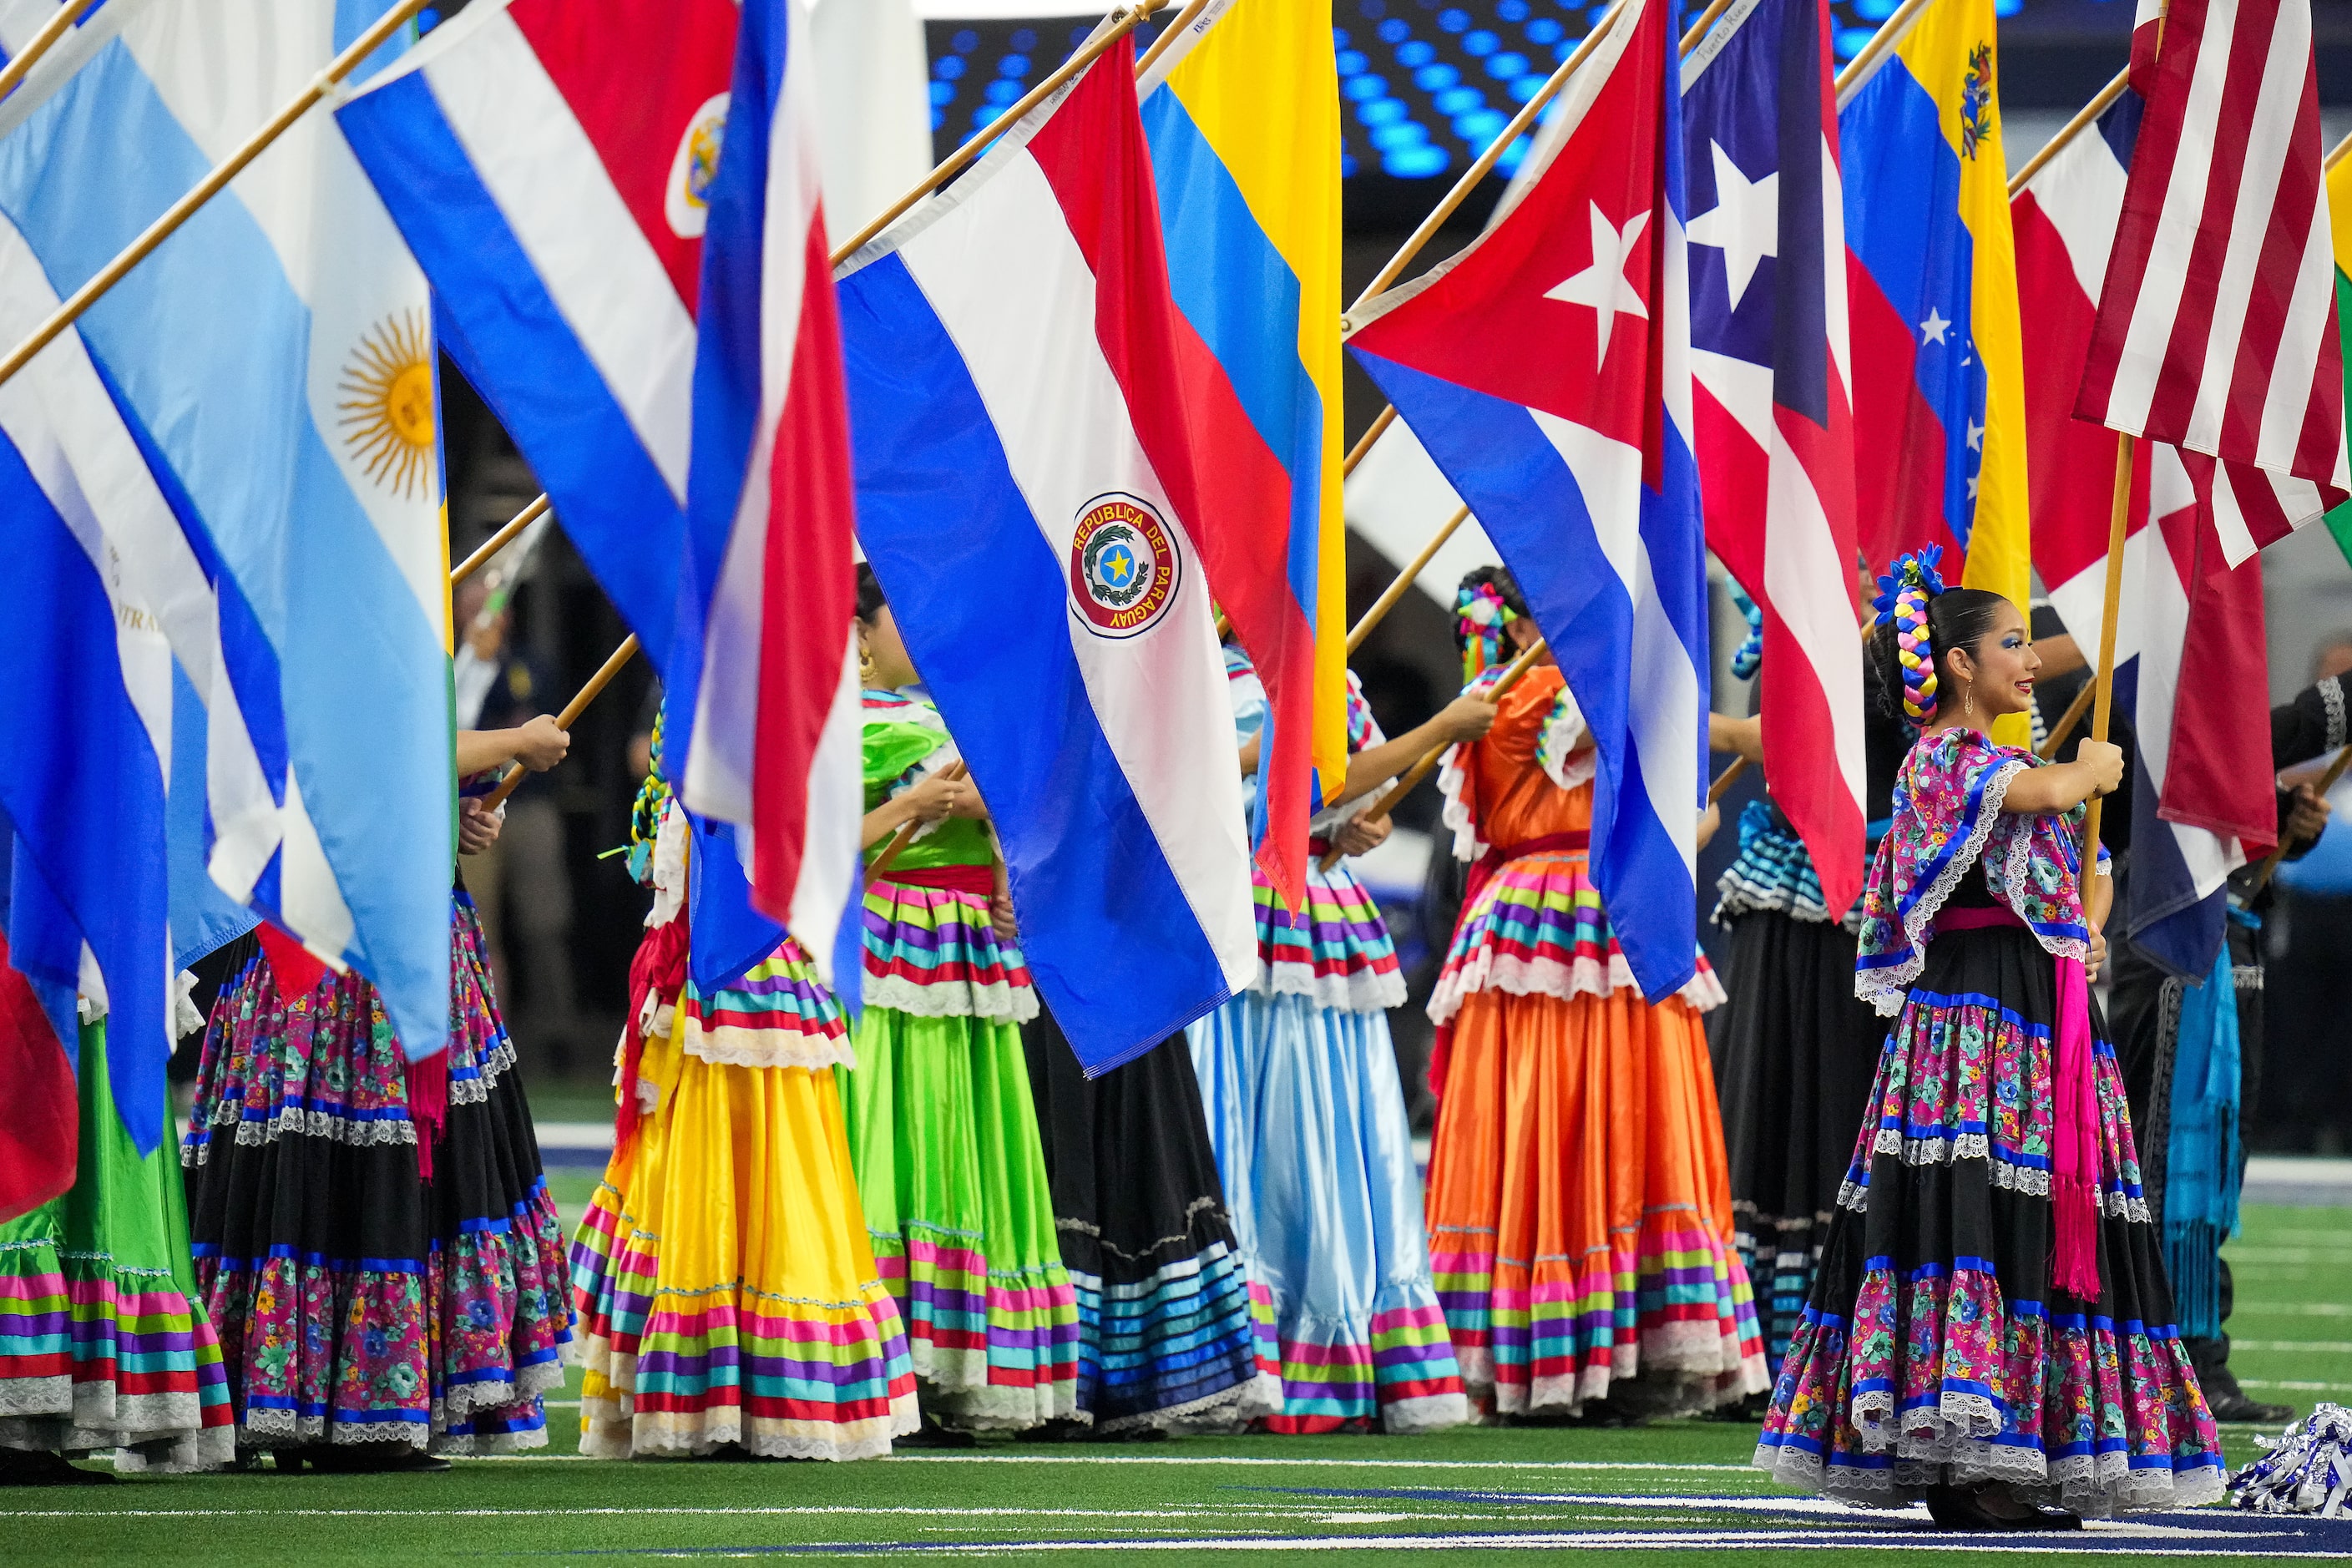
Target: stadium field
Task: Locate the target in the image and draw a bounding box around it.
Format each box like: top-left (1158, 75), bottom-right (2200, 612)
top-left (10, 1202), bottom-right (2350, 1565)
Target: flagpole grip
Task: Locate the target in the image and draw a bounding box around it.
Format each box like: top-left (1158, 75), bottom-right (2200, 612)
top-left (867, 761), bottom-right (969, 881)
top-left (2249, 743), bottom-right (2352, 894)
top-left (482, 634), bottom-right (639, 810)
top-left (1318, 637), bottom-right (1549, 871)
top-left (2078, 435), bottom-right (2134, 878)
top-left (0, 0), bottom-right (432, 392)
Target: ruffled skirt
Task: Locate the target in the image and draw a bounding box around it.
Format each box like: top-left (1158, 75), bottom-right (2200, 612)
top-left (838, 1004), bottom-right (1079, 1429)
top-left (1753, 924), bottom-right (2226, 1513)
top-left (1713, 908), bottom-right (1888, 1369)
top-left (1427, 983), bottom-right (1767, 1417)
top-left (570, 938), bottom-right (918, 1459)
top-left (183, 900), bottom-right (574, 1452)
top-left (1186, 993), bottom-right (1468, 1434)
top-left (1021, 1011), bottom-right (1274, 1433)
top-left (1247, 858), bottom-right (1407, 1013)
top-left (860, 879), bottom-right (1038, 1023)
top-left (1431, 850), bottom-right (1724, 1026)
top-left (1, 1019), bottom-right (234, 1471)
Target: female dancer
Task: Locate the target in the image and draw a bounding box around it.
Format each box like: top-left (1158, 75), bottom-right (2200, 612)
top-left (1424, 567), bottom-right (1764, 1421)
top-left (0, 979), bottom-right (233, 1479)
top-left (569, 713), bottom-right (919, 1459)
top-left (842, 567), bottom-right (1080, 1431)
top-left (182, 721), bottom-right (576, 1469)
top-left (1708, 586), bottom-right (1915, 1372)
top-left (1185, 637), bottom-right (1485, 1434)
top-left (1754, 550), bottom-right (2223, 1524)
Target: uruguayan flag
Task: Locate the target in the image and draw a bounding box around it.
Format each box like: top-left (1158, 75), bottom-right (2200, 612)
top-left (0, 0), bottom-right (454, 1060)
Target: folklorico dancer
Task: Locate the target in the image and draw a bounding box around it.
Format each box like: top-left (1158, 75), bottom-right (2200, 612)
top-left (1185, 635), bottom-right (1484, 1434)
top-left (568, 712), bottom-right (919, 1459)
top-left (1754, 549), bottom-right (2223, 1526)
top-left (1707, 577), bottom-right (1917, 1374)
top-left (0, 956), bottom-right (233, 1481)
top-left (1423, 567), bottom-right (1764, 1422)
top-left (182, 723), bottom-right (578, 1469)
top-left (841, 566), bottom-right (1080, 1432)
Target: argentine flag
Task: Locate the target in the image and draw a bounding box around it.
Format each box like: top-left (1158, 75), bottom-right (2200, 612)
top-left (0, 0), bottom-right (455, 1060)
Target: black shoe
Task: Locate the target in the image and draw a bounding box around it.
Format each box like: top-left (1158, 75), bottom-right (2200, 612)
top-left (301, 1443), bottom-right (451, 1474)
top-left (1924, 1484), bottom-right (2081, 1531)
top-left (0, 1450), bottom-right (114, 1487)
top-left (893, 1419), bottom-right (977, 1449)
top-left (2209, 1390), bottom-right (2296, 1424)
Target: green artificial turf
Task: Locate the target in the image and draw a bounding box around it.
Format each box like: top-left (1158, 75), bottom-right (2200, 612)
top-left (10, 1204), bottom-right (2350, 1565)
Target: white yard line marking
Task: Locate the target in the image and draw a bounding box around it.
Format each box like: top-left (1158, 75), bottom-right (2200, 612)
top-left (2232, 1342), bottom-right (2352, 1353)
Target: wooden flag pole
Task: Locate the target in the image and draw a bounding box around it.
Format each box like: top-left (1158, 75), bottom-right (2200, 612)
top-left (0, 0), bottom-right (432, 392)
top-left (1318, 636), bottom-right (1550, 870)
top-left (868, 761), bottom-right (969, 880)
top-left (2249, 745), bottom-right (2352, 894)
top-left (2036, 679), bottom-right (2097, 760)
top-left (1708, 755), bottom-right (1750, 805)
top-left (2078, 436), bottom-right (2135, 873)
top-left (1833, 0), bottom-right (1935, 96)
top-left (2329, 129), bottom-right (2352, 170)
top-left (450, 496), bottom-right (549, 588)
top-left (1133, 0), bottom-right (1212, 76)
top-left (482, 635), bottom-right (640, 809)
top-left (1341, 406), bottom-right (1398, 480)
top-left (0, 0), bottom-right (103, 105)
top-left (2005, 68), bottom-right (2130, 198)
top-left (831, 0), bottom-right (1170, 262)
top-left (1347, 503), bottom-right (1470, 653)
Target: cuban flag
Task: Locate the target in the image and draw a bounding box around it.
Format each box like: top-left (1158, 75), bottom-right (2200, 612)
top-left (833, 38), bottom-right (1257, 1071)
top-left (337, 0), bottom-right (741, 673)
top-left (1681, 0), bottom-right (1865, 917)
top-left (1345, 0), bottom-right (1711, 1001)
top-left (2012, 83), bottom-right (2279, 979)
top-left (0, 3), bottom-right (453, 1060)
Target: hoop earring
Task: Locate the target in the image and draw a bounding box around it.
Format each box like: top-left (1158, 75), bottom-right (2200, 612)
top-left (857, 636), bottom-right (878, 688)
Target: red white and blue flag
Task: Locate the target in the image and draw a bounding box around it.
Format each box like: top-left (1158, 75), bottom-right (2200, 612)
top-left (1346, 0), bottom-right (1711, 1000)
top-left (668, 0), bottom-right (864, 987)
top-left (1681, 0), bottom-right (1866, 917)
top-left (2016, 83), bottom-right (2279, 978)
top-left (2075, 0), bottom-right (2349, 544)
top-left (338, 0), bottom-right (739, 670)
top-left (832, 43), bottom-right (1257, 1071)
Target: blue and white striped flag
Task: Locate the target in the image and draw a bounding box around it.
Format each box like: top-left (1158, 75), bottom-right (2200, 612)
top-left (0, 1), bottom-right (455, 1060)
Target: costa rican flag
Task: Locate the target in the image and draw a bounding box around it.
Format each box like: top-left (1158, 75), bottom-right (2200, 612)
top-left (1346, 0), bottom-right (1711, 1000)
top-left (665, 0), bottom-right (863, 984)
top-left (833, 38), bottom-right (1257, 1071)
top-left (1681, 0), bottom-right (1866, 917)
top-left (2074, 0), bottom-right (2349, 549)
top-left (338, 0), bottom-right (741, 674)
top-left (2014, 83), bottom-right (2279, 978)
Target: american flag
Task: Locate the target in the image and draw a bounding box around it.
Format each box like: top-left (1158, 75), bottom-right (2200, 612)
top-left (2074, 0), bottom-right (2349, 555)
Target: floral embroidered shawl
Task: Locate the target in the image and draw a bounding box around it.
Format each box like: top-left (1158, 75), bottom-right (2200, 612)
top-left (1854, 726), bottom-right (2097, 1015)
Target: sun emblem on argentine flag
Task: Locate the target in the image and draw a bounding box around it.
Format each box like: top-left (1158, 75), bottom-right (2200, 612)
top-left (336, 308), bottom-right (437, 499)
top-left (1070, 493), bottom-right (1181, 639)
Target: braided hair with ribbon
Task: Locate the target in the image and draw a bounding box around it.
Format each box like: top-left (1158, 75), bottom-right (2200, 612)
top-left (1867, 545), bottom-right (2010, 731)
top-left (1454, 565), bottom-right (1527, 685)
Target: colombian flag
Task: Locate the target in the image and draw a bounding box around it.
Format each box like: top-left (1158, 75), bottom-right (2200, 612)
top-left (2322, 150), bottom-right (2352, 571)
top-left (1139, 0), bottom-right (1348, 908)
top-left (1839, 0), bottom-right (2030, 738)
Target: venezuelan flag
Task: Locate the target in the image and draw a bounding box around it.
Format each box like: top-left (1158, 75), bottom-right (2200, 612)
top-left (2321, 151), bottom-right (2352, 570)
top-left (1139, 0), bottom-right (1348, 908)
top-left (1839, 0), bottom-right (2030, 737)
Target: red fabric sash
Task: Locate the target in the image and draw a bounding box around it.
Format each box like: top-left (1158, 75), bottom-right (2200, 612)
top-left (1931, 902), bottom-right (2102, 1297)
top-left (0, 933), bottom-right (75, 1222)
top-left (614, 916), bottom-right (690, 1162)
top-left (876, 862), bottom-right (995, 895)
top-left (255, 919), bottom-right (332, 1000)
top-left (405, 1049), bottom-right (448, 1183)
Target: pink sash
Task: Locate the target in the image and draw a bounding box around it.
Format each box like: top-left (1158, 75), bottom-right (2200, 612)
top-left (1935, 904), bottom-right (2103, 1297)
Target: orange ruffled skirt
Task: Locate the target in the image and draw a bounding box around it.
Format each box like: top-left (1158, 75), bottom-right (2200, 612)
top-left (1425, 984), bottom-right (1768, 1417)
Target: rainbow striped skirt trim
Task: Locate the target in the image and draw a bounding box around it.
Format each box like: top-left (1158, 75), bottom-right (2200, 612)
top-left (1247, 859), bottom-right (1405, 1014)
top-left (862, 880), bottom-right (1038, 1023)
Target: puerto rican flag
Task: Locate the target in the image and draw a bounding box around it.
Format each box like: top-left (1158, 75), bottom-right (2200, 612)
top-left (667, 0), bottom-right (863, 986)
top-left (1347, 0), bottom-right (1711, 1001)
top-left (338, 0), bottom-right (739, 673)
top-left (2014, 83), bottom-right (2277, 978)
top-left (1681, 0), bottom-right (1865, 918)
top-left (2075, 0), bottom-right (2349, 547)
